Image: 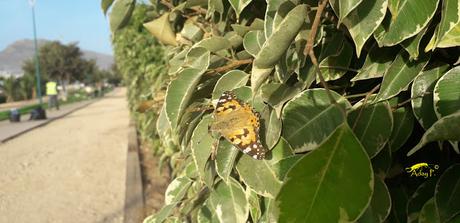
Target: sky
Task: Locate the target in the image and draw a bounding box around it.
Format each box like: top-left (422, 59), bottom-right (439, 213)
top-left (0, 0), bottom-right (113, 55)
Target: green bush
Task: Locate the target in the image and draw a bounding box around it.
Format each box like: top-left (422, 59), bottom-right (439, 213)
top-left (105, 0), bottom-right (460, 222)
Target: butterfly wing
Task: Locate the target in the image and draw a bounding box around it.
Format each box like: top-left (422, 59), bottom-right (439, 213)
top-left (212, 91), bottom-right (266, 160)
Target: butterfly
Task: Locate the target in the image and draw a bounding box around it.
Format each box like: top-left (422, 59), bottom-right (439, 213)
top-left (209, 91), bottom-right (265, 160)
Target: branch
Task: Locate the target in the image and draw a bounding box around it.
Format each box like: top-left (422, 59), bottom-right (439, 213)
top-left (303, 0), bottom-right (329, 56)
top-left (206, 59), bottom-right (253, 75)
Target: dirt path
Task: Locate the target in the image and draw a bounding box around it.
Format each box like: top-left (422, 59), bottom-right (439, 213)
top-left (0, 88), bottom-right (130, 223)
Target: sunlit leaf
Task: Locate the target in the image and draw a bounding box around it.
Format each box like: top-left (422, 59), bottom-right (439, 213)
top-left (109, 0), bottom-right (136, 32)
top-left (282, 89), bottom-right (350, 152)
top-left (212, 70), bottom-right (249, 99)
top-left (434, 0), bottom-right (460, 48)
top-left (407, 111), bottom-right (460, 155)
top-left (144, 13), bottom-right (178, 46)
top-left (165, 68), bottom-right (204, 128)
top-left (375, 51), bottom-right (429, 102)
top-left (190, 116), bottom-right (214, 183)
top-left (433, 66), bottom-right (460, 118)
top-left (208, 178), bottom-right (249, 223)
top-left (342, 0), bottom-right (388, 57)
top-left (276, 123), bottom-right (373, 222)
top-left (379, 0), bottom-right (439, 46)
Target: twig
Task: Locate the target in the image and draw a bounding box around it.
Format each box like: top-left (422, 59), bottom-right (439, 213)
top-left (303, 0), bottom-right (336, 106)
top-left (319, 65), bottom-right (359, 73)
top-left (160, 0), bottom-right (174, 9)
top-left (206, 59), bottom-right (253, 75)
top-left (303, 0), bottom-right (328, 56)
top-left (351, 84), bottom-right (381, 130)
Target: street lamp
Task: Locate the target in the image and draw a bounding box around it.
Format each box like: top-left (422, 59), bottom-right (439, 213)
top-left (29, 0), bottom-right (46, 120)
top-left (29, 0), bottom-right (43, 105)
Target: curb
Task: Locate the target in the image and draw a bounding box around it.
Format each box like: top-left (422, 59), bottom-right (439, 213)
top-left (0, 99), bottom-right (97, 143)
top-left (124, 119), bottom-right (145, 223)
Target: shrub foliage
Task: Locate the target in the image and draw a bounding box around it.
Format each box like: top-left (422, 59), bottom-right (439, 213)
top-left (105, 0), bottom-right (460, 222)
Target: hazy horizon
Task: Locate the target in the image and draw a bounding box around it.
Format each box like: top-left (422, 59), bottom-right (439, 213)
top-left (0, 0), bottom-right (113, 55)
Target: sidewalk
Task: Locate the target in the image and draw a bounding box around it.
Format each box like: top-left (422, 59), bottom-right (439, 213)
top-left (0, 99), bottom-right (95, 143)
top-left (0, 88), bottom-right (129, 223)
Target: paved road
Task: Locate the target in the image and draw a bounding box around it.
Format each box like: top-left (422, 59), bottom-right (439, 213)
top-left (0, 88), bottom-right (129, 223)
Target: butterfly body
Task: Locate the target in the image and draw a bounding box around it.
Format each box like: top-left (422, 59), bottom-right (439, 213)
top-left (209, 91), bottom-right (265, 160)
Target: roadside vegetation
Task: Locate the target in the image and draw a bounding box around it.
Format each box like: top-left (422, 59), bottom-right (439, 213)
top-left (105, 0), bottom-right (460, 222)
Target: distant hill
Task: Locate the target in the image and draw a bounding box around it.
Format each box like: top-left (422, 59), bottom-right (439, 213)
top-left (0, 39), bottom-right (113, 77)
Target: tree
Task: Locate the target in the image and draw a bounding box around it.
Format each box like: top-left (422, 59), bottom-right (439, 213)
top-left (22, 41), bottom-right (90, 99)
top-left (1, 76), bottom-right (18, 102)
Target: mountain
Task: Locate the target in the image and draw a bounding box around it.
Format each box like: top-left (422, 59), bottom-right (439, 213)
top-left (0, 39), bottom-right (113, 77)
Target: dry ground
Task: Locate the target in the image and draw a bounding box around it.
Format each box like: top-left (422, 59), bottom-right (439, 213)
top-left (0, 88), bottom-right (129, 223)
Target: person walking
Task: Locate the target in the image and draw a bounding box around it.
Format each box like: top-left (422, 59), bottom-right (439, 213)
top-left (46, 80), bottom-right (59, 110)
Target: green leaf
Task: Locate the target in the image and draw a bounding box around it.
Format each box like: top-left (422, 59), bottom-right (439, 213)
top-left (228, 0), bottom-right (252, 18)
top-left (342, 0), bottom-right (388, 57)
top-left (197, 202), bottom-right (219, 222)
top-left (282, 89), bottom-right (350, 152)
top-left (351, 44), bottom-right (397, 81)
top-left (269, 137), bottom-right (295, 164)
top-left (329, 0), bottom-right (364, 24)
top-left (143, 203), bottom-right (178, 223)
top-left (101, 0), bottom-right (115, 15)
top-left (407, 111), bottom-right (460, 156)
top-left (401, 27), bottom-right (429, 60)
top-left (434, 66), bottom-right (460, 118)
top-left (212, 70), bottom-right (249, 99)
top-left (319, 40), bottom-right (354, 82)
top-left (254, 4), bottom-right (307, 69)
top-left (190, 116), bottom-right (214, 183)
top-left (407, 178), bottom-right (438, 223)
top-left (276, 123), bottom-right (374, 222)
top-left (215, 140), bottom-right (239, 182)
top-left (164, 177), bottom-right (193, 205)
top-left (236, 153), bottom-right (282, 198)
top-left (208, 0), bottom-right (223, 15)
top-left (411, 64), bottom-right (450, 130)
top-left (165, 68), bottom-right (204, 128)
top-left (109, 0), bottom-right (136, 32)
top-left (379, 0), bottom-right (439, 46)
top-left (195, 36), bottom-right (232, 53)
top-left (180, 19), bottom-right (204, 43)
top-left (347, 100), bottom-right (393, 158)
top-left (261, 108), bottom-right (282, 150)
top-left (260, 83), bottom-right (301, 117)
top-left (371, 145), bottom-right (392, 178)
top-left (208, 178), bottom-right (249, 223)
top-left (434, 0), bottom-right (460, 48)
top-left (247, 190), bottom-right (261, 222)
top-left (435, 164), bottom-right (460, 222)
top-left (389, 105), bottom-right (414, 152)
top-left (243, 30), bottom-right (265, 57)
top-left (144, 13), bottom-right (178, 46)
top-left (418, 198), bottom-right (440, 223)
top-left (184, 47), bottom-right (211, 73)
top-left (264, 0), bottom-right (289, 38)
top-left (375, 51), bottom-right (429, 102)
top-left (357, 176), bottom-right (391, 223)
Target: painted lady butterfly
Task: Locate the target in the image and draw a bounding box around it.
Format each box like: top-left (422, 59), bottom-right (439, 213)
top-left (209, 91), bottom-right (265, 160)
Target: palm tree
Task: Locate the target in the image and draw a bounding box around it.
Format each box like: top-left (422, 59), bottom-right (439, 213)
top-left (18, 74), bottom-right (35, 100)
top-left (1, 75), bottom-right (18, 102)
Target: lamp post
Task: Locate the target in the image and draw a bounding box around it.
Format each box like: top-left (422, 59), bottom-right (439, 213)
top-left (29, 0), bottom-right (43, 105)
